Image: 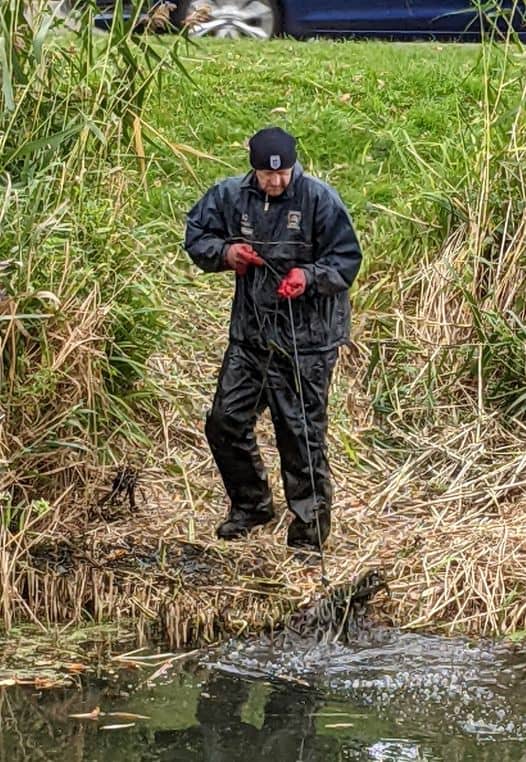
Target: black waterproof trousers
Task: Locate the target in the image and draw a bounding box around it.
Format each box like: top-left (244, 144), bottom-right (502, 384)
top-left (205, 342), bottom-right (338, 524)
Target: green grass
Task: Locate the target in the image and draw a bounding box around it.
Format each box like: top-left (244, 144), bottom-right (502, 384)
top-left (1, 9), bottom-right (525, 510)
top-left (147, 39), bottom-right (487, 268)
top-left (143, 37), bottom-right (525, 419)
top-left (142, 38), bottom-right (508, 312)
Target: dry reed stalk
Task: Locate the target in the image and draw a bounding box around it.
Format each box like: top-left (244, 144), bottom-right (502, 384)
top-left (2, 234), bottom-right (524, 641)
top-left (1, 444), bottom-right (523, 643)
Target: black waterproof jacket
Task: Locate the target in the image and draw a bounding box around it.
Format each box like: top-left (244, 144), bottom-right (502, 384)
top-left (185, 163), bottom-right (362, 354)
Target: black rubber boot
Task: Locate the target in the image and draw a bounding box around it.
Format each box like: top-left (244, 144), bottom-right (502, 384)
top-left (216, 508), bottom-right (274, 540)
top-left (286, 511), bottom-right (330, 549)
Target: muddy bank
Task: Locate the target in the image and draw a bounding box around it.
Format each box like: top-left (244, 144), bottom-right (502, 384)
top-left (1, 474), bottom-right (525, 648)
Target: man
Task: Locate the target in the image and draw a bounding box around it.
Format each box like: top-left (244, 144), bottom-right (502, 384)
top-left (185, 127), bottom-right (362, 549)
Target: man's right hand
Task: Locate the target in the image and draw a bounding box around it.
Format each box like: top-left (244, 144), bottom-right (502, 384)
top-left (225, 243), bottom-right (264, 276)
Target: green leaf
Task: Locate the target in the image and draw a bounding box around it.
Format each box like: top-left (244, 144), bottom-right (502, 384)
top-left (0, 35), bottom-right (15, 111)
top-left (32, 7), bottom-right (58, 65)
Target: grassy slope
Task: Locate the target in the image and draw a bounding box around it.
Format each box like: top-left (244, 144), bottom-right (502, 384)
top-left (147, 40), bottom-right (482, 275)
top-left (135, 39), bottom-right (526, 637)
top-left (139, 38), bottom-right (484, 424)
top-left (142, 38), bottom-right (488, 439)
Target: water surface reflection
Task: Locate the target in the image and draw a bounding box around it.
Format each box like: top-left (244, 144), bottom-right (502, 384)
top-left (1, 631), bottom-right (525, 761)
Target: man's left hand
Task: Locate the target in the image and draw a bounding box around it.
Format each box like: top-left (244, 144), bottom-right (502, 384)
top-left (277, 268), bottom-right (307, 299)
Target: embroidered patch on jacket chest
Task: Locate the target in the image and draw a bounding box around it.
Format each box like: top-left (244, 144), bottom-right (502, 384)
top-left (287, 210), bottom-right (302, 230)
top-left (240, 213), bottom-right (254, 237)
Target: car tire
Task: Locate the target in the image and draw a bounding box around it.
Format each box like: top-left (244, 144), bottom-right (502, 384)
top-left (173, 0), bottom-right (281, 39)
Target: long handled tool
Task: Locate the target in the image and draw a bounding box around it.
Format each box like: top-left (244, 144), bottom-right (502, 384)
top-left (251, 252), bottom-right (329, 584)
top-left (286, 295), bottom-right (329, 586)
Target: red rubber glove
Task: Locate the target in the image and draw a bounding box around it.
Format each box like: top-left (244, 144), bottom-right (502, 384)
top-left (225, 243), bottom-right (264, 276)
top-left (277, 268), bottom-right (307, 299)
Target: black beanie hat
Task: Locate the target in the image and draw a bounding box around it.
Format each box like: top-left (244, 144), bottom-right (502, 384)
top-left (249, 127), bottom-right (297, 171)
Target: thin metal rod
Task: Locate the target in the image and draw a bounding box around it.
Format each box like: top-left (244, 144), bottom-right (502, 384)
top-left (253, 255), bottom-right (330, 587)
top-left (286, 296), bottom-right (329, 588)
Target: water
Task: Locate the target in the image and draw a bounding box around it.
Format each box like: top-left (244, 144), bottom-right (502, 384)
top-left (1, 630), bottom-right (525, 761)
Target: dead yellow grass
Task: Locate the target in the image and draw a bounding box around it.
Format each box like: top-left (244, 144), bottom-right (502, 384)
top-left (1, 361), bottom-right (524, 646)
top-left (1, 217), bottom-right (525, 645)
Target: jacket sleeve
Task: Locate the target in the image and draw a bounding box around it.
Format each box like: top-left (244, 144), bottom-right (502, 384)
top-left (301, 187), bottom-right (362, 296)
top-left (184, 185), bottom-right (229, 273)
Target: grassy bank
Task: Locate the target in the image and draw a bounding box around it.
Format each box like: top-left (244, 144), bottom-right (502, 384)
top-left (0, 5), bottom-right (525, 641)
top-left (144, 37), bottom-right (526, 638)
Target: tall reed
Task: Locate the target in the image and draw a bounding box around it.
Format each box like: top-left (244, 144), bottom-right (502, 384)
top-left (0, 0), bottom-right (186, 518)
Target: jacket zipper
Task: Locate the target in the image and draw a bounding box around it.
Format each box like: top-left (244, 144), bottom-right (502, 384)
top-left (264, 194), bottom-right (269, 212)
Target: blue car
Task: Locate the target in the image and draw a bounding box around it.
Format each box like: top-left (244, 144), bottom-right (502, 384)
top-left (93, 0), bottom-right (526, 40)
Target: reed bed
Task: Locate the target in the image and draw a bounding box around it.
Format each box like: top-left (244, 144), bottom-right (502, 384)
top-left (2, 270), bottom-right (524, 645)
top-left (1, 5), bottom-right (525, 643)
top-left (1, 422), bottom-right (524, 645)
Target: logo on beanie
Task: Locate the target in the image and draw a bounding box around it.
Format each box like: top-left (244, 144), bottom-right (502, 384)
top-left (270, 154), bottom-right (282, 170)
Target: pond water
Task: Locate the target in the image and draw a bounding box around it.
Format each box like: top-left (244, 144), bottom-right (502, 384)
top-left (1, 630), bottom-right (525, 761)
